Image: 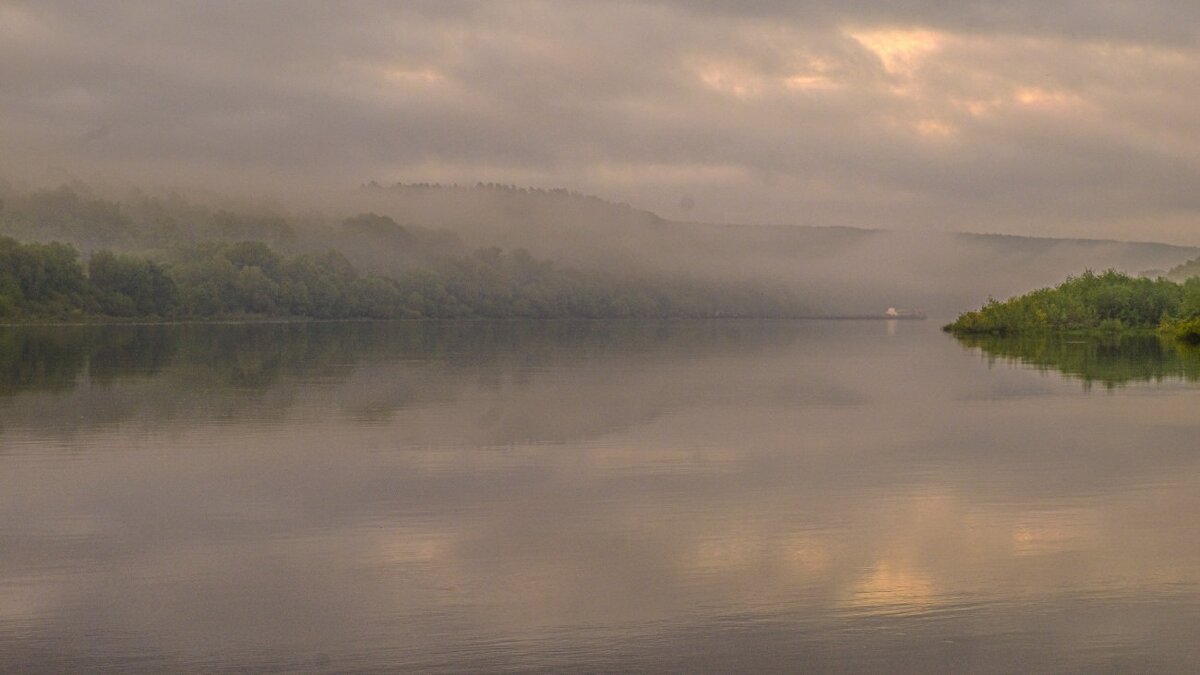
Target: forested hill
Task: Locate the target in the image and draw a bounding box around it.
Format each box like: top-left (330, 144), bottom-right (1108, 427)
top-left (0, 185), bottom-right (807, 321)
top-left (356, 182), bottom-right (1200, 316)
top-left (2, 181), bottom-right (1197, 318)
top-left (359, 182), bottom-right (665, 232)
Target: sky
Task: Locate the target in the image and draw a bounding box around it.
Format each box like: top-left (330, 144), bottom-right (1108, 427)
top-left (3, 0), bottom-right (1200, 242)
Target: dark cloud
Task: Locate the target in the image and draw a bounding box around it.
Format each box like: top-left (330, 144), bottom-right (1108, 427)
top-left (3, 0), bottom-right (1200, 240)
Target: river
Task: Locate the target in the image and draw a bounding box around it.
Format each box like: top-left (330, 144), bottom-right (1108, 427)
top-left (2, 320), bottom-right (1199, 672)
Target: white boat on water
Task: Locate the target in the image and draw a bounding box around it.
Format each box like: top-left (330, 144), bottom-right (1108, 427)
top-left (885, 307), bottom-right (926, 319)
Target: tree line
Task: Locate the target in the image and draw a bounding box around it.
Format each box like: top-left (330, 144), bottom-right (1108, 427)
top-left (0, 182), bottom-right (814, 321)
top-left (0, 236), bottom-right (807, 321)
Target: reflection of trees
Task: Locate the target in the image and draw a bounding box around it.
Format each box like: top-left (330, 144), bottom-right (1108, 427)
top-left (0, 320), bottom-right (805, 434)
top-left (0, 328), bottom-right (91, 395)
top-left (954, 333), bottom-right (1200, 388)
top-left (0, 325), bottom-right (185, 395)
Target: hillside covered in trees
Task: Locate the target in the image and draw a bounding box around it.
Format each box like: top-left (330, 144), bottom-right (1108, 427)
top-left (0, 236), bottom-right (807, 321)
top-left (1166, 254), bottom-right (1200, 283)
top-left (3, 180), bottom-right (1199, 319)
top-left (944, 270), bottom-right (1200, 343)
top-left (353, 182), bottom-right (1200, 315)
top-left (0, 181), bottom-right (818, 321)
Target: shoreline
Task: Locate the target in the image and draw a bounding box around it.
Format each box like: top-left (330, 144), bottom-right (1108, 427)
top-left (0, 314), bottom-right (929, 328)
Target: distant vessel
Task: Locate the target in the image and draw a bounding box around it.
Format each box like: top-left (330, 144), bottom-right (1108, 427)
top-left (809, 308), bottom-right (927, 320)
top-left (885, 307), bottom-right (926, 319)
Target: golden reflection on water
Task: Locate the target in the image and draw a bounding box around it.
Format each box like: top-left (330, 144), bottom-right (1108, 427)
top-left (4, 321), bottom-right (1200, 671)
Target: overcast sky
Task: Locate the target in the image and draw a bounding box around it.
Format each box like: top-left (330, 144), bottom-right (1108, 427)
top-left (3, 1), bottom-right (1200, 241)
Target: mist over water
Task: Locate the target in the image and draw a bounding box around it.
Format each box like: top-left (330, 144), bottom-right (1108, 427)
top-left (4, 320), bottom-right (1200, 672)
top-left (348, 184), bottom-right (1200, 315)
top-left (7, 2), bottom-right (1200, 670)
top-left (4, 179), bottom-right (1195, 320)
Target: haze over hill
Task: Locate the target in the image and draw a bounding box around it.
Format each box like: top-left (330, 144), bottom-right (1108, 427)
top-left (7, 1), bottom-right (1200, 317)
top-left (8, 2), bottom-right (1200, 244)
top-left (2, 179), bottom-right (1195, 318)
top-left (12, 5), bottom-right (1200, 671)
top-left (356, 182), bottom-right (1200, 316)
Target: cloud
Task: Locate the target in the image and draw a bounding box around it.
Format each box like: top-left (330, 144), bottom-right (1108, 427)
top-left (3, 0), bottom-right (1200, 240)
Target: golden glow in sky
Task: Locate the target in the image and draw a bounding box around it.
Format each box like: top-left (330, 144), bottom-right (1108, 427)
top-left (6, 2), bottom-right (1200, 239)
top-left (849, 28), bottom-right (944, 76)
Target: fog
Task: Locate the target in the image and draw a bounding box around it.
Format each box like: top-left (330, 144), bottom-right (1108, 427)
top-left (3, 177), bottom-right (1197, 319)
top-left (6, 1), bottom-right (1200, 237)
top-left (4, 1), bottom-right (1200, 315)
top-left (350, 183), bottom-right (1200, 315)
top-left (11, 7), bottom-right (1200, 669)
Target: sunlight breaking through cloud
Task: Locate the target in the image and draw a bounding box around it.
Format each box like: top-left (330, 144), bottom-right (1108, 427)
top-left (848, 28), bottom-right (944, 76)
top-left (4, 1), bottom-right (1200, 240)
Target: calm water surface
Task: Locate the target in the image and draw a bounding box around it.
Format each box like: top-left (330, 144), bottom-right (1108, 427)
top-left (2, 320), bottom-right (1200, 673)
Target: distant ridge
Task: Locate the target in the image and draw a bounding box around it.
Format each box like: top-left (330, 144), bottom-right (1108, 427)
top-left (3, 178), bottom-right (1191, 320)
top-left (356, 182), bottom-right (1200, 315)
top-left (365, 181), bottom-right (1195, 254)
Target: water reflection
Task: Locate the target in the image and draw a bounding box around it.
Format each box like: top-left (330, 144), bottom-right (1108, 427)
top-left (954, 332), bottom-right (1200, 388)
top-left (3, 321), bottom-right (1200, 672)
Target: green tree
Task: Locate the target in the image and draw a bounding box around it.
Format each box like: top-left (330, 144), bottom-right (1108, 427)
top-left (89, 250), bottom-right (177, 316)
